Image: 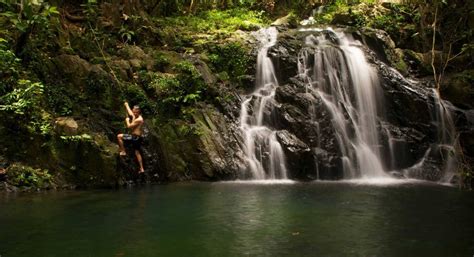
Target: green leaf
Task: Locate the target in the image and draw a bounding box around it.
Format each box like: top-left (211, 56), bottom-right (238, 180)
top-left (48, 6), bottom-right (60, 15)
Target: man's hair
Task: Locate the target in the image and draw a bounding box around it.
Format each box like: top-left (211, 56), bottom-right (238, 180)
top-left (133, 105), bottom-right (141, 113)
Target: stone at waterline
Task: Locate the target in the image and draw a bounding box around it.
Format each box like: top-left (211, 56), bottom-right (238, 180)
top-left (275, 130), bottom-right (316, 180)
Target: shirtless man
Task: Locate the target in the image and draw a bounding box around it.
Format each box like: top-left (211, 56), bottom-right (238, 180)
top-left (117, 102), bottom-right (145, 173)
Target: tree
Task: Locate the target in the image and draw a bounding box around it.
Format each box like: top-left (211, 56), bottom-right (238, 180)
top-left (424, 0), bottom-right (473, 94)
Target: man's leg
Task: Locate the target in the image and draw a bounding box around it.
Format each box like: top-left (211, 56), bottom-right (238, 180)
top-left (135, 150), bottom-right (145, 173)
top-left (117, 134), bottom-right (126, 155)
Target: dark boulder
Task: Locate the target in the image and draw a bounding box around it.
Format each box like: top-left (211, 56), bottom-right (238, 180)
top-left (275, 130), bottom-right (315, 180)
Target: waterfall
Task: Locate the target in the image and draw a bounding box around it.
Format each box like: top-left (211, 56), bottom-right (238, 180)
top-left (432, 89), bottom-right (458, 182)
top-left (400, 89), bottom-right (458, 182)
top-left (297, 29), bottom-right (387, 178)
top-left (236, 25), bottom-right (459, 183)
top-left (239, 27), bottom-right (288, 180)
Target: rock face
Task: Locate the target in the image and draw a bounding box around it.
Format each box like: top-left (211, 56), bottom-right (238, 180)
top-left (134, 105), bottom-right (245, 182)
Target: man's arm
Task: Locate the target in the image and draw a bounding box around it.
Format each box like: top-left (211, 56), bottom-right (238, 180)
top-left (125, 117), bottom-right (143, 129)
top-left (124, 102), bottom-right (133, 117)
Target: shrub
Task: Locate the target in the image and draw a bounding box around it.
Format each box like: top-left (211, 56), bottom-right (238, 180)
top-left (0, 79), bottom-right (51, 135)
top-left (0, 38), bottom-right (20, 94)
top-left (154, 52), bottom-right (170, 71)
top-left (123, 83), bottom-right (156, 115)
top-left (7, 164), bottom-right (53, 189)
top-left (207, 42), bottom-right (251, 82)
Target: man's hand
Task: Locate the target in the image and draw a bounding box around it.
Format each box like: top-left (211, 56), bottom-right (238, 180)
top-left (125, 117), bottom-right (130, 123)
top-left (124, 101), bottom-right (133, 117)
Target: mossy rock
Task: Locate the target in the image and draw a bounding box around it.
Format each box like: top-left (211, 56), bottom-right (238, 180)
top-left (149, 50), bottom-right (184, 73)
top-left (53, 135), bottom-right (118, 188)
top-left (117, 45), bottom-right (147, 60)
top-left (441, 70), bottom-right (474, 109)
top-left (154, 122), bottom-right (191, 180)
top-left (355, 28), bottom-right (408, 74)
top-left (355, 28), bottom-right (395, 64)
top-left (392, 48), bottom-right (408, 75)
top-left (403, 49), bottom-right (432, 76)
top-left (110, 59), bottom-right (132, 80)
top-left (190, 105), bottom-right (243, 180)
top-left (53, 54), bottom-right (93, 87)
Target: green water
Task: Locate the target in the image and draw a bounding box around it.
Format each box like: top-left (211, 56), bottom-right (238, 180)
top-left (1, 181), bottom-right (473, 257)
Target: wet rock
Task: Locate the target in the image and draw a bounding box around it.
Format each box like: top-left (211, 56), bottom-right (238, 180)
top-left (380, 122), bottom-right (429, 170)
top-left (55, 136), bottom-right (118, 188)
top-left (269, 30), bottom-right (301, 84)
top-left (191, 108), bottom-right (244, 180)
top-left (313, 147), bottom-right (343, 180)
top-left (354, 28), bottom-right (397, 65)
top-left (142, 104), bottom-right (244, 182)
top-left (261, 26), bottom-right (462, 182)
top-left (275, 130), bottom-right (315, 180)
top-left (0, 182), bottom-right (17, 192)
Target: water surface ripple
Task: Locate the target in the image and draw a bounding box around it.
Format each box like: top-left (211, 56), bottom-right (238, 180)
top-left (1, 183), bottom-right (473, 257)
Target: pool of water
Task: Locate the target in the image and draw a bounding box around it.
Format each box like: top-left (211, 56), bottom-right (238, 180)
top-left (1, 180), bottom-right (473, 257)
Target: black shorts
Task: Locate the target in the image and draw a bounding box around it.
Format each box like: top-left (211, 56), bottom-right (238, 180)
top-left (123, 134), bottom-right (143, 151)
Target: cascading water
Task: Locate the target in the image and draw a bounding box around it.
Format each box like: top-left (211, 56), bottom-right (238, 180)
top-left (236, 24), bottom-right (460, 183)
top-left (403, 89), bottom-right (458, 182)
top-left (432, 90), bottom-right (458, 182)
top-left (297, 29), bottom-right (388, 179)
top-left (239, 27), bottom-right (288, 180)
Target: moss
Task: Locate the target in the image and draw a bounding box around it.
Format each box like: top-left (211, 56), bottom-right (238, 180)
top-left (155, 122), bottom-right (190, 176)
top-left (403, 49), bottom-right (432, 75)
top-left (441, 70), bottom-right (474, 109)
top-left (53, 135), bottom-right (118, 188)
top-left (392, 49), bottom-right (408, 75)
top-left (154, 8), bottom-right (269, 48)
